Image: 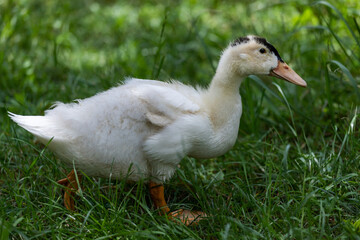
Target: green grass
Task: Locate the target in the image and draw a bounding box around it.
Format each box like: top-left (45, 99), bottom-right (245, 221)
top-left (1, 0), bottom-right (360, 238)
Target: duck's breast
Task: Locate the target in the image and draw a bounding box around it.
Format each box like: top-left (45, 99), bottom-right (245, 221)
top-left (189, 97), bottom-right (242, 159)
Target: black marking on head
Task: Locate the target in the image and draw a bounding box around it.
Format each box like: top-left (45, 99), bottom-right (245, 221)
top-left (254, 36), bottom-right (284, 62)
top-left (231, 37), bottom-right (250, 47)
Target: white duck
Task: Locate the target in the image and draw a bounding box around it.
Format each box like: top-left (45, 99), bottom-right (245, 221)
top-left (9, 35), bottom-right (306, 225)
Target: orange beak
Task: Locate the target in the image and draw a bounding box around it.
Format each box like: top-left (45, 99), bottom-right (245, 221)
top-left (269, 61), bottom-right (307, 87)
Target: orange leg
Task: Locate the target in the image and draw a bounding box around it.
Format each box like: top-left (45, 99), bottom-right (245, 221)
top-left (57, 170), bottom-right (82, 211)
top-left (149, 182), bottom-right (206, 225)
top-left (149, 182), bottom-right (171, 214)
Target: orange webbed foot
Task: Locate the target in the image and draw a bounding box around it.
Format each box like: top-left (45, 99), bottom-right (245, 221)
top-left (57, 170), bottom-right (82, 211)
top-left (149, 181), bottom-right (206, 226)
top-left (168, 209), bottom-right (207, 225)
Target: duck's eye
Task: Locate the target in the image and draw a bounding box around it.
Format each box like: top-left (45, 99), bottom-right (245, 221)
top-left (259, 48), bottom-right (266, 54)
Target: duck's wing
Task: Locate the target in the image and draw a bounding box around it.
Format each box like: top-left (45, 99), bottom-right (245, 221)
top-left (129, 82), bottom-right (200, 127)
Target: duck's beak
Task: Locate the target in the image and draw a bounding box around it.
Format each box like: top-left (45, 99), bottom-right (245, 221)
top-left (269, 61), bottom-right (307, 87)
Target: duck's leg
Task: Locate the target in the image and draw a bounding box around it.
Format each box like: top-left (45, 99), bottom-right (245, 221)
top-left (149, 182), bottom-right (170, 214)
top-left (57, 170), bottom-right (82, 211)
top-left (149, 182), bottom-right (206, 225)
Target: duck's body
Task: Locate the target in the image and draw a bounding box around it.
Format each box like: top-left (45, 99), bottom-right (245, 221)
top-left (9, 35), bottom-right (306, 224)
top-left (11, 77), bottom-right (241, 182)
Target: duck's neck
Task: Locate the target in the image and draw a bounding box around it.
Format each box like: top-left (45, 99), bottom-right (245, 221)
top-left (203, 59), bottom-right (245, 127)
top-left (207, 48), bottom-right (245, 96)
top-left (208, 70), bottom-right (243, 95)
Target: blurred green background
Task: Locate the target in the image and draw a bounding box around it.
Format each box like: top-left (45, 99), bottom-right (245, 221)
top-left (1, 0), bottom-right (360, 239)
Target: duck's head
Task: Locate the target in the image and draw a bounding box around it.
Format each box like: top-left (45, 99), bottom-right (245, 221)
top-left (218, 35), bottom-right (306, 87)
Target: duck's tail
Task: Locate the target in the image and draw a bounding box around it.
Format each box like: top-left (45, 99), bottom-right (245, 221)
top-left (8, 112), bottom-right (57, 143)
